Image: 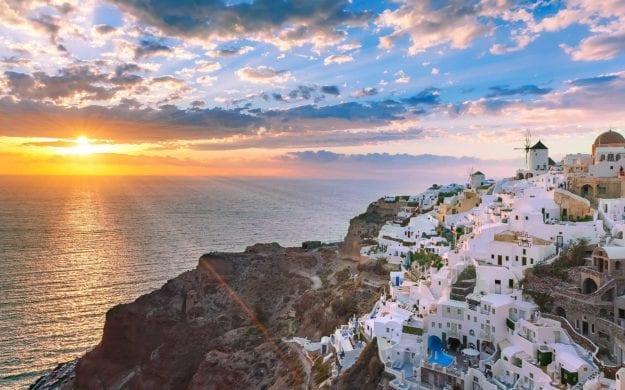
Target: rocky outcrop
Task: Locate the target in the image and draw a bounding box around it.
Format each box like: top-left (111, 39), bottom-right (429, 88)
top-left (339, 199), bottom-right (400, 261)
top-left (34, 242), bottom-right (387, 389)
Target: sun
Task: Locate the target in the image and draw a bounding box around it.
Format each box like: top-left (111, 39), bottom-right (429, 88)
top-left (76, 136), bottom-right (89, 146)
top-left (73, 136), bottom-right (94, 154)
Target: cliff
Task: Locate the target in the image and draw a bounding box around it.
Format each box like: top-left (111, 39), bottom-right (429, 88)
top-left (338, 199), bottom-right (401, 261)
top-left (33, 242), bottom-right (386, 389)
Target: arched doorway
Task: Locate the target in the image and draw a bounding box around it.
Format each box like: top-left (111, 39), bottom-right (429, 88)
top-left (555, 306), bottom-right (566, 318)
top-left (525, 173), bottom-right (533, 179)
top-left (447, 337), bottom-right (461, 352)
top-left (581, 184), bottom-right (594, 200)
top-left (582, 278), bottom-right (598, 294)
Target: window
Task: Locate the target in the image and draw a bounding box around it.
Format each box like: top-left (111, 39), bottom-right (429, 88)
top-left (515, 215), bottom-right (519, 220)
top-left (522, 257), bottom-right (527, 266)
top-left (531, 258), bottom-right (534, 264)
top-left (523, 249), bottom-right (526, 255)
top-left (457, 309), bottom-right (462, 314)
top-left (525, 216), bottom-right (529, 220)
top-left (447, 307), bottom-right (450, 313)
top-left (509, 279), bottom-right (514, 288)
top-left (592, 324), bottom-right (595, 333)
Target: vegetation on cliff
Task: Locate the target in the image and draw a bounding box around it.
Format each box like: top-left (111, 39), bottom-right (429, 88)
top-left (335, 338), bottom-right (385, 390)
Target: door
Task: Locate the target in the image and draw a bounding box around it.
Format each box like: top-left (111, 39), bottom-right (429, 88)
top-left (582, 321), bottom-right (589, 336)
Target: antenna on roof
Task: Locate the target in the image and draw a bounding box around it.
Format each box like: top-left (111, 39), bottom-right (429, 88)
top-left (513, 129), bottom-right (532, 169)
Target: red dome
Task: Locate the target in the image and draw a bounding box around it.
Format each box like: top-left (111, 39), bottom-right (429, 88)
top-left (594, 130), bottom-right (625, 147)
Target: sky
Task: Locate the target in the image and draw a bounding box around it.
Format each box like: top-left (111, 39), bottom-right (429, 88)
top-left (0, 0), bottom-right (624, 178)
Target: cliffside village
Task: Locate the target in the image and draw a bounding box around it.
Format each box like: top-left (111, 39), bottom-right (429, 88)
top-left (294, 130), bottom-right (625, 390)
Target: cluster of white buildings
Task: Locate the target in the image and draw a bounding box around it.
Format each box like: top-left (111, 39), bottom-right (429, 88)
top-left (324, 131), bottom-right (625, 390)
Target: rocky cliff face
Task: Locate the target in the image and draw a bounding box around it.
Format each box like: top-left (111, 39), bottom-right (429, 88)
top-left (339, 199), bottom-right (400, 261)
top-left (34, 243), bottom-right (386, 389)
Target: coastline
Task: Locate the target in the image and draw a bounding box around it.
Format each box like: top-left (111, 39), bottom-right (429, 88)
top-left (31, 198), bottom-right (398, 389)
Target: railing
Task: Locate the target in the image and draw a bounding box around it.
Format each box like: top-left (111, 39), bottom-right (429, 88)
top-left (542, 313), bottom-right (624, 378)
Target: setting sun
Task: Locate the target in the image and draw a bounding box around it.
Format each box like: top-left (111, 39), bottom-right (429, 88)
top-left (73, 136), bottom-right (92, 154)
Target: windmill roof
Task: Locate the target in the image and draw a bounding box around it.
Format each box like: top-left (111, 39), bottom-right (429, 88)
top-left (548, 157), bottom-right (556, 166)
top-left (530, 140), bottom-right (548, 150)
top-left (471, 171), bottom-right (484, 176)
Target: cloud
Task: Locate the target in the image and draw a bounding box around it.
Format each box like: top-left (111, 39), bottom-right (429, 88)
top-left (394, 70), bottom-right (410, 84)
top-left (354, 87), bottom-right (379, 97)
top-left (206, 46), bottom-right (254, 57)
top-left (94, 24), bottom-right (117, 35)
top-left (236, 66), bottom-right (294, 84)
top-left (109, 0), bottom-right (370, 50)
top-left (569, 74), bottom-right (620, 86)
top-left (338, 42), bottom-right (361, 51)
top-left (29, 14), bottom-right (62, 44)
top-left (401, 87), bottom-right (441, 105)
top-left (284, 150), bottom-right (480, 166)
top-left (486, 84), bottom-right (552, 98)
top-left (377, 0), bottom-right (502, 55)
top-left (561, 32), bottom-right (625, 61)
top-left (320, 85), bottom-right (340, 95)
top-left (134, 38), bottom-right (172, 59)
top-left (195, 60), bottom-right (221, 73)
top-left (323, 54), bottom-right (353, 65)
top-left (431, 67), bottom-right (439, 75)
top-left (0, 93), bottom-right (415, 148)
top-left (2, 64), bottom-right (145, 103)
top-left (190, 127), bottom-right (425, 150)
top-left (287, 85), bottom-right (316, 100)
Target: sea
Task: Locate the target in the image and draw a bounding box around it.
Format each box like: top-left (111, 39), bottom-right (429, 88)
top-left (0, 175), bottom-right (434, 389)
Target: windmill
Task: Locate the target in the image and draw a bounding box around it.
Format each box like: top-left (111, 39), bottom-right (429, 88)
top-left (466, 166), bottom-right (474, 187)
top-left (514, 130), bottom-right (532, 169)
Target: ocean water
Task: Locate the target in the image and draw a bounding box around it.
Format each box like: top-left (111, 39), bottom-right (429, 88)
top-left (0, 176), bottom-right (427, 389)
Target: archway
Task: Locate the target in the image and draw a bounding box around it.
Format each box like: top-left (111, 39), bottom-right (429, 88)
top-left (582, 278), bottom-right (598, 294)
top-left (517, 173), bottom-right (525, 180)
top-left (447, 337), bottom-right (461, 352)
top-left (525, 173), bottom-right (533, 179)
top-left (581, 184), bottom-right (594, 200)
top-left (555, 306), bottom-right (567, 318)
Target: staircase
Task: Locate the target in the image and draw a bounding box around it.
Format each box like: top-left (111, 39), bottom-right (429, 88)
top-left (450, 278), bottom-right (476, 301)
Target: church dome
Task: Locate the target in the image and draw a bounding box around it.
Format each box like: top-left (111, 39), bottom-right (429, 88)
top-left (594, 130), bottom-right (625, 147)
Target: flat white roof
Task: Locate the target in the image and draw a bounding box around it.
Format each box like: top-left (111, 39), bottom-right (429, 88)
top-left (438, 299), bottom-right (468, 308)
top-left (481, 294), bottom-right (513, 307)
